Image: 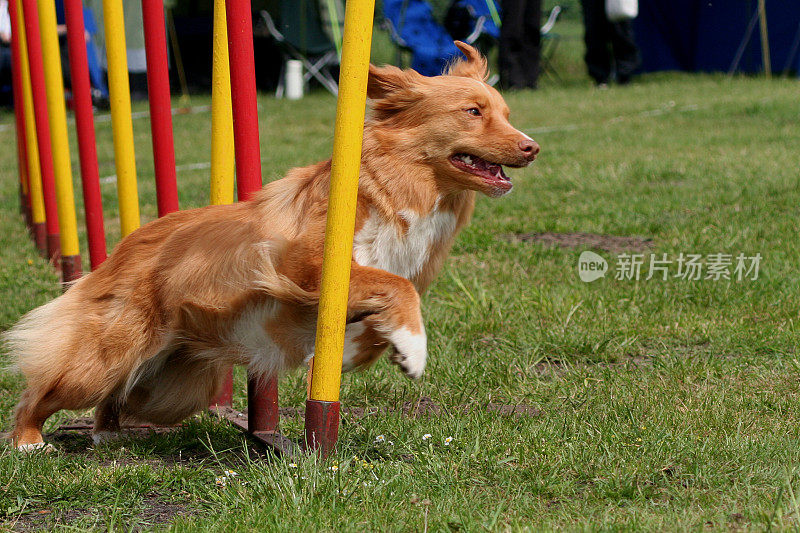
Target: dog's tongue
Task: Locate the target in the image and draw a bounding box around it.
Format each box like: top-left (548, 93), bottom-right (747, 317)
top-left (477, 159), bottom-right (506, 180)
top-left (486, 162), bottom-right (503, 176)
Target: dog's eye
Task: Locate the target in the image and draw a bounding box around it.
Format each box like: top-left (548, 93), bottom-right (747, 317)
top-left (466, 107), bottom-right (482, 117)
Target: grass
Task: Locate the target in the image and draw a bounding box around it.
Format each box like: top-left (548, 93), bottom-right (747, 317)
top-left (2, 18), bottom-right (800, 531)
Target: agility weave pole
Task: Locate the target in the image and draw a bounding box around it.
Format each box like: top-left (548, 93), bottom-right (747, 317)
top-left (9, 0), bottom-right (47, 255)
top-left (20, 0), bottom-right (61, 263)
top-left (103, 0), bottom-right (141, 238)
top-left (36, 0), bottom-right (83, 280)
top-left (304, 0), bottom-right (376, 456)
top-left (10, 0), bottom-right (373, 458)
top-left (63, 0), bottom-right (106, 269)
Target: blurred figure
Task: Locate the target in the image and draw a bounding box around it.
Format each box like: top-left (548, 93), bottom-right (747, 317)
top-left (0, 0), bottom-right (11, 101)
top-left (499, 0), bottom-right (541, 90)
top-left (580, 0), bottom-right (640, 86)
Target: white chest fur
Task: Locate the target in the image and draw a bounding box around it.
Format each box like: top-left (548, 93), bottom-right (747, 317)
top-left (353, 206), bottom-right (457, 280)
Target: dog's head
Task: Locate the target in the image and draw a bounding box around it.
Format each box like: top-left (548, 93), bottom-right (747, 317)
top-left (367, 41), bottom-right (539, 198)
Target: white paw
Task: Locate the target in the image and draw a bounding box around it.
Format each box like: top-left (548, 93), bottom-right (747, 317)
top-left (388, 326), bottom-right (427, 379)
top-left (16, 442), bottom-right (54, 453)
top-left (92, 431), bottom-right (120, 445)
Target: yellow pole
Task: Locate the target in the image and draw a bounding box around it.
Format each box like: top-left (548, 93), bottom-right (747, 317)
top-left (102, 0), bottom-right (140, 236)
top-left (36, 0), bottom-right (80, 257)
top-left (16, 0), bottom-right (44, 227)
top-left (210, 0), bottom-right (235, 206)
top-left (309, 0), bottom-right (375, 402)
top-left (758, 0), bottom-right (771, 79)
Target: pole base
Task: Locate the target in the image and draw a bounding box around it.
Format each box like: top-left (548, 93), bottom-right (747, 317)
top-left (304, 399), bottom-right (340, 458)
top-left (32, 222), bottom-right (47, 257)
top-left (210, 368), bottom-right (234, 407)
top-left (61, 254), bottom-right (82, 284)
top-left (46, 233), bottom-right (60, 265)
top-left (248, 375), bottom-right (278, 432)
top-left (208, 405), bottom-right (298, 457)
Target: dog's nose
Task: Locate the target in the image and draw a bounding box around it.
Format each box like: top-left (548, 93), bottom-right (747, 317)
top-left (519, 139), bottom-right (540, 160)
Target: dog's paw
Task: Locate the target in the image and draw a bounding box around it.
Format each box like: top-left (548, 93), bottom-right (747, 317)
top-left (92, 431), bottom-right (121, 446)
top-left (16, 442), bottom-right (55, 453)
top-left (388, 326), bottom-right (427, 379)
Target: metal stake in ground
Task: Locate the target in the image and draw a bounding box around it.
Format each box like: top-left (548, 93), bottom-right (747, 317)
top-left (305, 0), bottom-right (376, 458)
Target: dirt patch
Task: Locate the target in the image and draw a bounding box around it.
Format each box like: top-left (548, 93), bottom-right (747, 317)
top-left (5, 495), bottom-right (188, 531)
top-left (506, 232), bottom-right (654, 253)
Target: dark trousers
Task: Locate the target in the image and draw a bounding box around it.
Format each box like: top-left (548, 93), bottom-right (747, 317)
top-left (499, 0), bottom-right (542, 89)
top-left (580, 0), bottom-right (641, 84)
top-left (0, 45), bottom-right (12, 106)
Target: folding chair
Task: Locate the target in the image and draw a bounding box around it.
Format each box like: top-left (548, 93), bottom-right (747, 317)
top-left (444, 0), bottom-right (502, 83)
top-left (381, 0), bottom-right (461, 76)
top-left (539, 5), bottom-right (563, 81)
top-left (444, 1), bottom-right (562, 83)
top-left (257, 0), bottom-right (340, 97)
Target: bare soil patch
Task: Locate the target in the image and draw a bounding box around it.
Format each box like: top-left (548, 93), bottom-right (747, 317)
top-left (5, 495), bottom-right (188, 531)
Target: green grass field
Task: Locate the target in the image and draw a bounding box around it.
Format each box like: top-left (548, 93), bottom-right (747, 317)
top-left (2, 18), bottom-right (800, 531)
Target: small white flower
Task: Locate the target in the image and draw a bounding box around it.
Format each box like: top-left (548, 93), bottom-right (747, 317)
top-left (374, 434), bottom-right (385, 443)
top-left (328, 465), bottom-right (339, 472)
top-left (223, 470), bottom-right (238, 477)
top-left (422, 434), bottom-right (432, 441)
top-left (288, 463), bottom-right (298, 468)
top-left (444, 437), bottom-right (453, 446)
top-left (388, 440), bottom-right (394, 446)
top-left (215, 476), bottom-right (227, 487)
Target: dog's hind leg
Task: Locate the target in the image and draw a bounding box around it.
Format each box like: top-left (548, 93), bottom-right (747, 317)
top-left (11, 387), bottom-right (69, 450)
top-left (92, 395), bottom-right (122, 445)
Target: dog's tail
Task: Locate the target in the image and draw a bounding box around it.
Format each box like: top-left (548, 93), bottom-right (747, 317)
top-left (251, 241), bottom-right (319, 305)
top-left (2, 287), bottom-right (81, 381)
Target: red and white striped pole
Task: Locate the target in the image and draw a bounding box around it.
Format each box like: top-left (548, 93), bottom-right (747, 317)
top-left (20, 0), bottom-right (60, 262)
top-left (142, 0), bottom-right (179, 217)
top-left (63, 0), bottom-right (107, 269)
top-left (225, 0), bottom-right (279, 433)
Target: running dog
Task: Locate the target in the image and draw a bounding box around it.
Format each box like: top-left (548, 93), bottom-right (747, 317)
top-left (5, 42), bottom-right (539, 450)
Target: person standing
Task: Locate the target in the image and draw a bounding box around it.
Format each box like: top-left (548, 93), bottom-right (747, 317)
top-left (499, 0), bottom-right (541, 90)
top-left (580, 0), bottom-right (640, 86)
top-left (0, 0), bottom-right (12, 104)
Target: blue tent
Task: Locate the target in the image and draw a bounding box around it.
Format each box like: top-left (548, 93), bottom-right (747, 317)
top-left (634, 0), bottom-right (800, 75)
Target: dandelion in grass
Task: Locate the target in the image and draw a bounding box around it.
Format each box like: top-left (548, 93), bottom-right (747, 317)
top-left (422, 434), bottom-right (432, 441)
top-left (444, 436), bottom-right (453, 446)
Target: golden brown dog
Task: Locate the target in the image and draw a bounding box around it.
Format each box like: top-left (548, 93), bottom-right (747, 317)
top-left (5, 42), bottom-right (539, 450)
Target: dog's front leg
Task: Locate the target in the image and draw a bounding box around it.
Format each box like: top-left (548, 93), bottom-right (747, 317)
top-left (344, 264), bottom-right (427, 379)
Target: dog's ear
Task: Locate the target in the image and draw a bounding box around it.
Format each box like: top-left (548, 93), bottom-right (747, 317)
top-left (367, 64), bottom-right (425, 118)
top-left (446, 41), bottom-right (489, 81)
top-left (367, 63), bottom-right (424, 100)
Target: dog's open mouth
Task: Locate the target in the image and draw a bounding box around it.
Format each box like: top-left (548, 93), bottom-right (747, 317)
top-left (450, 154), bottom-right (512, 188)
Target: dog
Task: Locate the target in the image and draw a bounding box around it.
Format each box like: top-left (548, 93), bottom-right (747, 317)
top-left (4, 42), bottom-right (539, 450)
